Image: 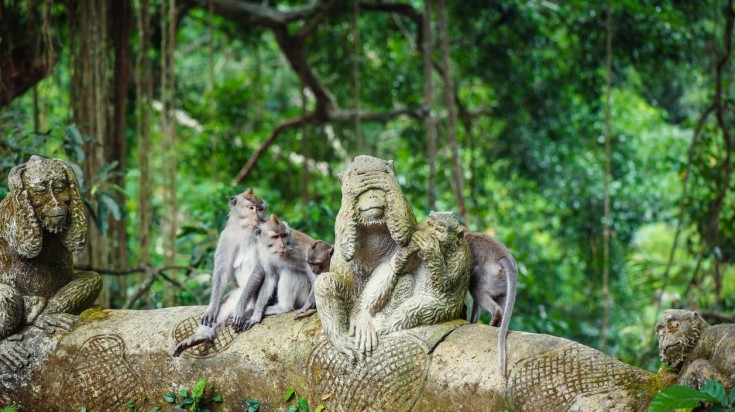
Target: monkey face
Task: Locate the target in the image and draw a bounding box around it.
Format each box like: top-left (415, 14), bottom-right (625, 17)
top-left (656, 310), bottom-right (706, 369)
top-left (23, 162), bottom-right (72, 234)
top-left (307, 241), bottom-right (334, 274)
top-left (231, 197), bottom-right (265, 228)
top-left (266, 230), bottom-right (289, 257)
top-left (356, 189), bottom-right (387, 225)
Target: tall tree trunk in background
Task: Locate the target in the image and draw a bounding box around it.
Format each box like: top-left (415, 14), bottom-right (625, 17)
top-left (423, 0), bottom-right (437, 211)
top-left (601, 0), bottom-right (613, 352)
top-left (437, 0), bottom-right (467, 223)
top-left (353, 0), bottom-right (361, 153)
top-left (160, 0), bottom-right (178, 306)
top-left (110, 0), bottom-right (131, 301)
top-left (70, 0), bottom-right (112, 306)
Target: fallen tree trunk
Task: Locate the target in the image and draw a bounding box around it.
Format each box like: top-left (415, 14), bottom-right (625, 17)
top-left (0, 306), bottom-right (669, 411)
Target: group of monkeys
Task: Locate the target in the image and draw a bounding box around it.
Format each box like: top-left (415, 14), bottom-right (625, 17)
top-left (173, 187), bottom-right (518, 375)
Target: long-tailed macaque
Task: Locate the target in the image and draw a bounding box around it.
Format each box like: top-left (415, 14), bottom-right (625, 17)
top-left (238, 215), bottom-right (316, 330)
top-left (172, 188), bottom-right (265, 357)
top-left (307, 240), bottom-right (333, 275)
top-left (465, 230), bottom-right (518, 377)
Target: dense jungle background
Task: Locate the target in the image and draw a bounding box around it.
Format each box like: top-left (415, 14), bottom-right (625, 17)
top-left (0, 0), bottom-right (733, 372)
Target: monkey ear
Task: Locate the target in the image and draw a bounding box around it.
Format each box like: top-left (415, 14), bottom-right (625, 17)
top-left (387, 160), bottom-right (395, 174)
top-left (244, 187), bottom-right (255, 197)
top-left (328, 247), bottom-right (334, 257)
top-left (57, 160), bottom-right (87, 254)
top-left (4, 186), bottom-right (43, 258)
top-left (7, 163), bottom-right (26, 193)
top-left (270, 214), bottom-right (280, 224)
top-left (310, 242), bottom-right (317, 250)
top-left (229, 196), bottom-right (237, 207)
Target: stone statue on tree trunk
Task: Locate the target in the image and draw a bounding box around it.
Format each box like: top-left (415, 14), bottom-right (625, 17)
top-left (656, 309), bottom-right (735, 390)
top-left (0, 155), bottom-right (102, 370)
top-left (314, 155), bottom-right (471, 360)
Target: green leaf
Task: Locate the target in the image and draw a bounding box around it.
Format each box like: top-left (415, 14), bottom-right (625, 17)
top-left (648, 385), bottom-right (711, 412)
top-left (98, 192), bottom-right (122, 220)
top-left (163, 393), bottom-right (176, 403)
top-left (730, 386), bottom-right (735, 406)
top-left (79, 408), bottom-right (87, 412)
top-left (192, 378), bottom-right (207, 398)
top-left (175, 404), bottom-right (184, 409)
top-left (314, 404), bottom-right (325, 412)
top-left (128, 400), bottom-right (135, 408)
top-left (150, 407), bottom-right (161, 412)
top-left (247, 399), bottom-right (260, 412)
top-left (213, 394), bottom-right (223, 403)
top-left (287, 406), bottom-right (298, 412)
top-left (701, 380), bottom-right (728, 405)
top-left (183, 397), bottom-right (194, 405)
top-left (178, 389), bottom-right (188, 397)
top-left (297, 398), bottom-right (309, 412)
top-left (285, 387), bottom-right (296, 402)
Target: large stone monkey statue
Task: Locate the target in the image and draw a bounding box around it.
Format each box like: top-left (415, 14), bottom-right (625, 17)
top-left (0, 156), bottom-right (102, 370)
top-left (315, 155), bottom-right (471, 361)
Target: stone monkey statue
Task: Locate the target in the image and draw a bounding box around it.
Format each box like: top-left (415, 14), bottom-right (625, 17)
top-left (172, 188), bottom-right (266, 357)
top-left (307, 240), bottom-right (333, 275)
top-left (656, 309), bottom-right (735, 390)
top-left (238, 214), bottom-right (317, 331)
top-left (465, 230), bottom-right (518, 376)
top-left (0, 156), bottom-right (102, 370)
top-left (351, 211), bottom-right (471, 357)
top-left (315, 156), bottom-right (418, 360)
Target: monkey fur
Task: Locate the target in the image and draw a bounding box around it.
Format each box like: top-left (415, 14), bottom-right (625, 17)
top-left (172, 188), bottom-right (266, 357)
top-left (237, 214), bottom-right (317, 331)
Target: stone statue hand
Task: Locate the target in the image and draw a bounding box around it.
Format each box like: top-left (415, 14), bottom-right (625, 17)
top-left (350, 313), bottom-right (378, 358)
top-left (32, 313), bottom-right (78, 334)
top-left (0, 341), bottom-right (31, 371)
top-left (200, 305), bottom-right (219, 327)
top-left (413, 230), bottom-right (440, 260)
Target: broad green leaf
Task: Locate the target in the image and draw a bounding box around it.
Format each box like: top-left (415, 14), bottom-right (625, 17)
top-left (314, 404), bottom-right (324, 412)
top-left (94, 161), bottom-right (120, 179)
top-left (287, 406), bottom-right (298, 412)
top-left (285, 387), bottom-right (296, 401)
top-left (247, 399), bottom-right (260, 412)
top-left (730, 386), bottom-right (735, 405)
top-left (183, 397), bottom-right (194, 405)
top-left (178, 389), bottom-right (188, 397)
top-left (98, 192), bottom-right (122, 220)
top-left (163, 393), bottom-right (176, 403)
top-left (127, 400), bottom-right (135, 408)
top-left (192, 378), bottom-right (207, 398)
top-left (648, 385), bottom-right (710, 412)
top-left (297, 398), bottom-right (309, 412)
top-left (701, 380), bottom-right (728, 405)
top-left (79, 408), bottom-right (87, 412)
top-left (175, 404), bottom-right (184, 409)
top-left (213, 394), bottom-right (223, 403)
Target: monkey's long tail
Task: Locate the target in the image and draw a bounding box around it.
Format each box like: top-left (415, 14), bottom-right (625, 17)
top-left (498, 256), bottom-right (517, 378)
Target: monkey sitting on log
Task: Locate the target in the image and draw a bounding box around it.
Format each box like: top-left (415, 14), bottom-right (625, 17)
top-left (464, 230), bottom-right (518, 377)
top-left (172, 188), bottom-right (266, 357)
top-left (238, 214), bottom-right (317, 330)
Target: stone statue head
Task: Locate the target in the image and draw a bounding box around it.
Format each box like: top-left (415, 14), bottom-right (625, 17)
top-left (3, 155), bottom-right (87, 258)
top-left (335, 156), bottom-right (417, 262)
top-left (656, 309), bottom-right (709, 370)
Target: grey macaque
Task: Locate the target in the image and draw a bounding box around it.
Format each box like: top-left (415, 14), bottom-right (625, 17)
top-left (307, 240), bottom-right (333, 275)
top-left (238, 214), bottom-right (317, 330)
top-left (172, 188), bottom-right (266, 357)
top-left (465, 230), bottom-right (518, 377)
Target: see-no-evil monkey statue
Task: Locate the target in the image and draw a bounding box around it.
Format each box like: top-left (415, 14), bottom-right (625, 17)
top-left (314, 155), bottom-right (472, 361)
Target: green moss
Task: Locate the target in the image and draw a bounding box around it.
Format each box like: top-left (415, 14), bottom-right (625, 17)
top-left (79, 305), bottom-right (109, 322)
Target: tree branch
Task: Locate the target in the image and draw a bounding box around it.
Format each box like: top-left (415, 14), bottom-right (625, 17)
top-left (699, 310), bottom-right (735, 323)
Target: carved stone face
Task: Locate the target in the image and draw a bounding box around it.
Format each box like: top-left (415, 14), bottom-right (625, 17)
top-left (23, 160), bottom-right (72, 234)
top-left (656, 310), bottom-right (707, 369)
top-left (356, 189), bottom-right (387, 225)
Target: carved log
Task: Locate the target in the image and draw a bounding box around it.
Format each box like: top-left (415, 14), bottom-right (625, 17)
top-left (0, 306), bottom-right (668, 411)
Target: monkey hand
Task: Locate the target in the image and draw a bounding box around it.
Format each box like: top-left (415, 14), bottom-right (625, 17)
top-left (0, 342), bottom-right (31, 371)
top-left (200, 306), bottom-right (220, 327)
top-left (293, 308), bottom-right (316, 319)
top-left (32, 313), bottom-right (78, 334)
top-left (234, 312), bottom-right (261, 333)
top-left (349, 313), bottom-right (379, 358)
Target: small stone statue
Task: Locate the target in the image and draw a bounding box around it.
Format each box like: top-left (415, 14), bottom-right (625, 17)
top-left (656, 309), bottom-right (735, 390)
top-left (315, 155), bottom-right (471, 360)
top-left (0, 156), bottom-right (102, 370)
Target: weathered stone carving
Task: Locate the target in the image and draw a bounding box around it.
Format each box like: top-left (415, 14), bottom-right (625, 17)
top-left (315, 156), bottom-right (471, 360)
top-left (656, 309), bottom-right (735, 390)
top-left (0, 155), bottom-right (101, 370)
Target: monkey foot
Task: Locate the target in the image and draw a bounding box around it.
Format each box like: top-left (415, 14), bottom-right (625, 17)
top-left (0, 342), bottom-right (31, 371)
top-left (33, 313), bottom-right (78, 334)
top-left (293, 309), bottom-right (317, 320)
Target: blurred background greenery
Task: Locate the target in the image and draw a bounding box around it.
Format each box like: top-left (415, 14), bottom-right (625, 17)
top-left (0, 0), bottom-right (733, 371)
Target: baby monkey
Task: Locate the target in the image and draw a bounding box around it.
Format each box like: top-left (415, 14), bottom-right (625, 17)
top-left (307, 240), bottom-right (333, 275)
top-left (172, 188), bottom-right (266, 357)
top-left (238, 215), bottom-right (317, 330)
